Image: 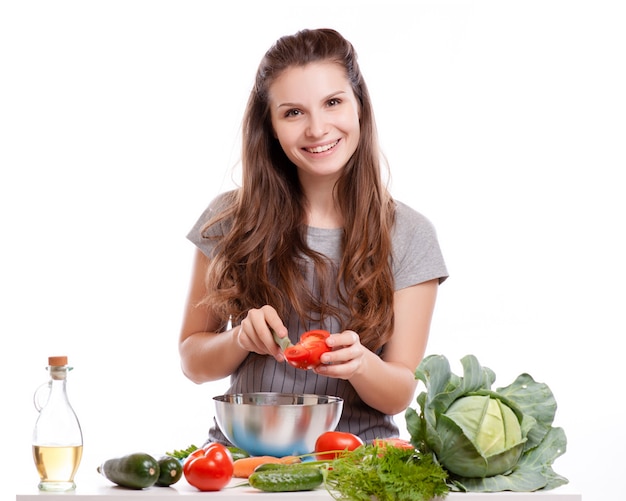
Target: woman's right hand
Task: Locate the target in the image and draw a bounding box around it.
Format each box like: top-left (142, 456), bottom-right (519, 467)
top-left (237, 305), bottom-right (288, 363)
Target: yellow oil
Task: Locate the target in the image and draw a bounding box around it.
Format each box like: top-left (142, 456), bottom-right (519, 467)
top-left (32, 445), bottom-right (83, 491)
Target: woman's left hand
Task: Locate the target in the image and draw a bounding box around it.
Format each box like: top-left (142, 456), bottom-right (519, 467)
top-left (314, 330), bottom-right (367, 379)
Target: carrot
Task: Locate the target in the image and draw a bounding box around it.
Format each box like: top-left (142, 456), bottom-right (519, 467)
top-left (233, 456), bottom-right (282, 478)
top-left (232, 455), bottom-right (302, 478)
top-left (278, 455), bottom-right (301, 465)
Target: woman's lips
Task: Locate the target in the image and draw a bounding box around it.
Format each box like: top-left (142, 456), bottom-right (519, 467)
top-left (304, 140), bottom-right (339, 154)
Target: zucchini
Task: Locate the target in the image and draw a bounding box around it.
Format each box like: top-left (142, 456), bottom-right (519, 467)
top-left (97, 452), bottom-right (160, 489)
top-left (249, 465), bottom-right (324, 492)
top-left (155, 456), bottom-right (183, 486)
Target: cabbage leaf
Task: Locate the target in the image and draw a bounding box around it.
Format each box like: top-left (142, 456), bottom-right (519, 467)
top-left (405, 354), bottom-right (568, 492)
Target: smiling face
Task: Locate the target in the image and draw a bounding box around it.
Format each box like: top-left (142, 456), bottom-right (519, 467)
top-left (269, 61), bottom-right (361, 185)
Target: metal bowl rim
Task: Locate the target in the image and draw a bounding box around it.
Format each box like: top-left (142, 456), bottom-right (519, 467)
top-left (213, 392), bottom-right (343, 406)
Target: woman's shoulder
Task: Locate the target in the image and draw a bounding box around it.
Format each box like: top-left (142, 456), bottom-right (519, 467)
top-left (193, 190), bottom-right (239, 227)
top-left (391, 199), bottom-right (448, 286)
top-left (207, 189), bottom-right (239, 214)
top-left (187, 190), bottom-right (239, 246)
top-left (393, 199), bottom-right (438, 235)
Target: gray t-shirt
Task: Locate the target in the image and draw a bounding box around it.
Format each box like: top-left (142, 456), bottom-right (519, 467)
top-left (187, 193), bottom-right (448, 443)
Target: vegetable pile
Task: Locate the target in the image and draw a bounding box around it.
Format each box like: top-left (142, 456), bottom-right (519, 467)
top-left (96, 353), bottom-right (569, 497)
top-left (405, 354), bottom-right (568, 492)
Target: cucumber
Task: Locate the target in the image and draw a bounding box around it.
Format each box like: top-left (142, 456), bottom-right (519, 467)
top-left (227, 446), bottom-right (250, 461)
top-left (155, 456), bottom-right (183, 486)
top-left (253, 462), bottom-right (308, 473)
top-left (253, 463), bottom-right (289, 473)
top-left (249, 465), bottom-right (324, 492)
top-left (97, 452), bottom-right (160, 489)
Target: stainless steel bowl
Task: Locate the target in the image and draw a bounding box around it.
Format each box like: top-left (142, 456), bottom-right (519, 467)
top-left (213, 392), bottom-right (343, 457)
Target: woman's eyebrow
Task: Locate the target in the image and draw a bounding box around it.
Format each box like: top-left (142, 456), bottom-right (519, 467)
top-left (275, 90), bottom-right (347, 110)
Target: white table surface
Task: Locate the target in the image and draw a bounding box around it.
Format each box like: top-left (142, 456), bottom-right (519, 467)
top-left (15, 471), bottom-right (582, 501)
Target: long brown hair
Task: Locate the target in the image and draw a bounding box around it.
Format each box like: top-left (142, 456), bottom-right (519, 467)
top-left (201, 28), bottom-right (395, 351)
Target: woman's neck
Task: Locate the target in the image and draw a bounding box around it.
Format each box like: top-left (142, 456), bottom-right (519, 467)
top-left (301, 181), bottom-right (343, 229)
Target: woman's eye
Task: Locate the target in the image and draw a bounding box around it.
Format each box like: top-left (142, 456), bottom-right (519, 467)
top-left (285, 109), bottom-right (302, 117)
top-left (327, 98), bottom-right (341, 107)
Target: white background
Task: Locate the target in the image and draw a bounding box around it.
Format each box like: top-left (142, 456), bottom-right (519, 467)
top-left (2, 1), bottom-right (624, 500)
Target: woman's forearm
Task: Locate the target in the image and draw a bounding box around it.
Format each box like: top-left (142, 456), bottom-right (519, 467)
top-left (348, 281), bottom-right (437, 415)
top-left (179, 325), bottom-right (249, 384)
top-left (348, 350), bottom-right (418, 415)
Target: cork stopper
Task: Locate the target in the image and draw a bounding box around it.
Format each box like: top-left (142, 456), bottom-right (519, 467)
top-left (48, 356), bottom-right (68, 367)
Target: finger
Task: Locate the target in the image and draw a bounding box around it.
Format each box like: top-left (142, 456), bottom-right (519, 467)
top-left (261, 306), bottom-right (288, 339)
top-left (327, 331), bottom-right (360, 349)
top-left (246, 307), bottom-right (288, 357)
top-left (239, 314), bottom-right (269, 354)
top-left (257, 306), bottom-right (289, 356)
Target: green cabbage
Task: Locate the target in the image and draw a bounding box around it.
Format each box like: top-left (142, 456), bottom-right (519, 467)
top-left (405, 354), bottom-right (568, 492)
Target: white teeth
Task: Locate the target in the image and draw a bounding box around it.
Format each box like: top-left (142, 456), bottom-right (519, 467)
top-left (306, 141), bottom-right (338, 153)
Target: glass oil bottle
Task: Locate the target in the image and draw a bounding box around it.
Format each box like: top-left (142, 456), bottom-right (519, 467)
top-left (32, 356), bottom-right (83, 491)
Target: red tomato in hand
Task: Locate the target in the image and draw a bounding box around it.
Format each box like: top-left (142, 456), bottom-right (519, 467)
top-left (284, 329), bottom-right (331, 370)
top-left (183, 443), bottom-right (233, 491)
top-left (315, 431), bottom-right (364, 460)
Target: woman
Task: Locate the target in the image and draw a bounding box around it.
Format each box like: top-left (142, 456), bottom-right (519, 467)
top-left (179, 28), bottom-right (448, 443)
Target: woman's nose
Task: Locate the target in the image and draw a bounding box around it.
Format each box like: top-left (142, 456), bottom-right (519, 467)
top-left (305, 113), bottom-right (328, 138)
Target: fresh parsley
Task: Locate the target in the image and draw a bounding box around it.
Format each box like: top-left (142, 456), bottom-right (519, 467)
top-left (324, 444), bottom-right (449, 501)
top-left (165, 444), bottom-right (198, 460)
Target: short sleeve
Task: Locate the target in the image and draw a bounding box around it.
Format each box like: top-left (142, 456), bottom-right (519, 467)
top-left (392, 201), bottom-right (448, 290)
top-left (186, 191), bottom-right (235, 258)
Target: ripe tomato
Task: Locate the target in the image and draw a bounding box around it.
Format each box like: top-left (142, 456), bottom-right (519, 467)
top-left (183, 443), bottom-right (233, 491)
top-left (284, 329), bottom-right (331, 370)
top-left (315, 431), bottom-right (364, 460)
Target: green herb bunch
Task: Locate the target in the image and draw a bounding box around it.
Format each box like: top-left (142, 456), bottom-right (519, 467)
top-left (324, 444), bottom-right (449, 501)
top-left (165, 444), bottom-right (198, 460)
